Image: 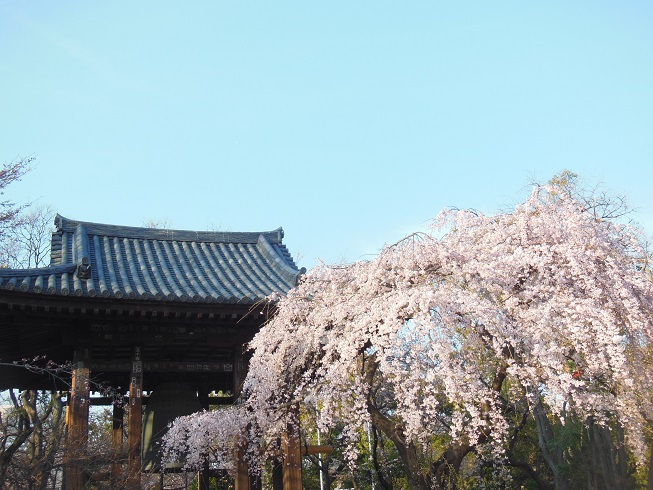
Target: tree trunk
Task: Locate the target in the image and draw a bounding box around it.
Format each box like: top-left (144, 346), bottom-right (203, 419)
top-left (0, 423), bottom-right (33, 485)
top-left (363, 357), bottom-right (428, 490)
top-left (20, 390), bottom-right (64, 490)
top-left (364, 354), bottom-right (514, 489)
top-left (431, 442), bottom-right (474, 489)
top-left (430, 359), bottom-right (510, 489)
top-left (532, 398), bottom-right (570, 490)
top-left (371, 425), bottom-right (393, 490)
top-left (39, 392), bottom-right (64, 490)
top-left (643, 416), bottom-right (653, 490)
top-left (368, 404), bottom-right (428, 490)
top-left (586, 419), bottom-right (630, 490)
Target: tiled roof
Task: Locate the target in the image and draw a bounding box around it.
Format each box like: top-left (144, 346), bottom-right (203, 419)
top-left (0, 215), bottom-right (303, 304)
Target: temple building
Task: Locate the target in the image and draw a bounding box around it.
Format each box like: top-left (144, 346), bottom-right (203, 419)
top-left (0, 214), bottom-right (303, 489)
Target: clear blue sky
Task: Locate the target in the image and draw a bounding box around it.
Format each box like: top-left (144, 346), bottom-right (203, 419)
top-left (2, 1), bottom-right (652, 269)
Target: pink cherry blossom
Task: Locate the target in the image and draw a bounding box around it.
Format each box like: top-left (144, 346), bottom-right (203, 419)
top-left (163, 184), bottom-right (653, 486)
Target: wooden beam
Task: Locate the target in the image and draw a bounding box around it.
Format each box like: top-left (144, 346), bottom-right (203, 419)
top-left (126, 346), bottom-right (143, 489)
top-left (301, 444), bottom-right (334, 456)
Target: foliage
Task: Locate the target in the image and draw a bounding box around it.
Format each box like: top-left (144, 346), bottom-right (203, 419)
top-left (0, 204), bottom-right (55, 268)
top-left (188, 473), bottom-right (234, 490)
top-left (0, 157), bottom-right (55, 269)
top-left (0, 157), bottom-right (31, 230)
top-left (163, 175), bottom-right (653, 488)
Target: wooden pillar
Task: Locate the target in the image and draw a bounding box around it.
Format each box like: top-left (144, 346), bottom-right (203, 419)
top-left (233, 350), bottom-right (259, 489)
top-left (127, 346), bottom-right (143, 489)
top-left (233, 344), bottom-right (247, 398)
top-left (235, 440), bottom-right (250, 490)
top-left (111, 403), bottom-right (124, 486)
top-left (197, 387), bottom-right (210, 490)
top-left (282, 431), bottom-right (302, 490)
top-left (65, 360), bottom-right (90, 490)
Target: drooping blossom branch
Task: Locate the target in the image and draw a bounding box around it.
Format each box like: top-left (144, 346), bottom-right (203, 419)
top-left (163, 182), bottom-right (653, 486)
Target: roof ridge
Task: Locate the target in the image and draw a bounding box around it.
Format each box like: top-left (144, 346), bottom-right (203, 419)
top-left (54, 215), bottom-right (284, 244)
top-left (0, 264), bottom-right (76, 277)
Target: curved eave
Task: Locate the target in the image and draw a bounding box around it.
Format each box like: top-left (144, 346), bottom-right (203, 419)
top-left (0, 287), bottom-right (276, 319)
top-left (0, 275), bottom-right (272, 304)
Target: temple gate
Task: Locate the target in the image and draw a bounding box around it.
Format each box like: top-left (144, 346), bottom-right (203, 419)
top-left (0, 215), bottom-right (305, 489)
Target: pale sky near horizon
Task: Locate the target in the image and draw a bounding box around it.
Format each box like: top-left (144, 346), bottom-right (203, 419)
top-left (1, 1), bottom-right (652, 269)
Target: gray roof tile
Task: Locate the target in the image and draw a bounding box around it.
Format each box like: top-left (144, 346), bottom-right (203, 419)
top-left (0, 215), bottom-right (303, 304)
